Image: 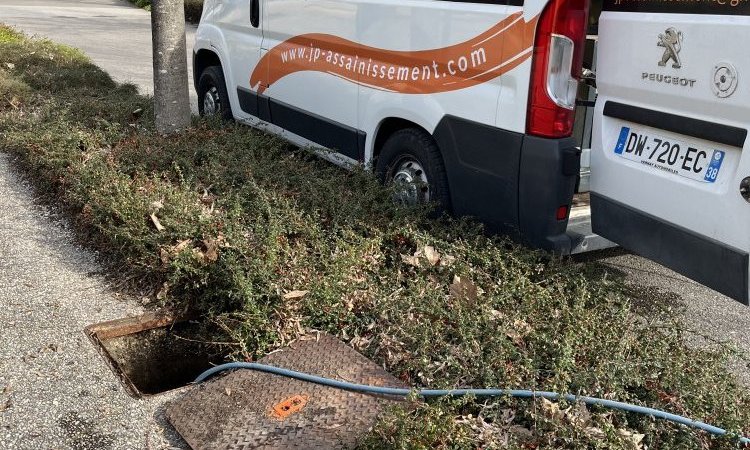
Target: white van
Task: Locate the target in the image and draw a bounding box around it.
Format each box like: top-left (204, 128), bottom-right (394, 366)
top-left (192, 0), bottom-right (593, 249)
top-left (193, 0), bottom-right (749, 304)
top-left (591, 0), bottom-right (749, 304)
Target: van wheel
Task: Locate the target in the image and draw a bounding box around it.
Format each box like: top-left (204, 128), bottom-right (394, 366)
top-left (376, 128), bottom-right (450, 211)
top-left (198, 65), bottom-right (233, 121)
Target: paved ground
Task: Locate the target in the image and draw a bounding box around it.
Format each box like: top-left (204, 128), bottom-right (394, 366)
top-left (0, 1), bottom-right (747, 449)
top-left (0, 153), bottom-right (188, 449)
top-left (583, 249), bottom-right (750, 387)
top-left (0, 2), bottom-right (195, 449)
top-left (0, 0), bottom-right (198, 113)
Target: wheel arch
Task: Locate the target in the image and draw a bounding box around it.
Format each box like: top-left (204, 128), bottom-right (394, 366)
top-left (372, 117), bottom-right (439, 168)
top-left (193, 48), bottom-right (223, 91)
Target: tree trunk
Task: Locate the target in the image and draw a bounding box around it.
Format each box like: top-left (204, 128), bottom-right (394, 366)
top-left (151, 0), bottom-right (190, 134)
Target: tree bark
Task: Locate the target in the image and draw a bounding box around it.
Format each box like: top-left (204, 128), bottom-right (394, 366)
top-left (151, 0), bottom-right (190, 134)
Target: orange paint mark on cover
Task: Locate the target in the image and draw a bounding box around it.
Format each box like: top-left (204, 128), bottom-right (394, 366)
top-left (271, 395), bottom-right (309, 420)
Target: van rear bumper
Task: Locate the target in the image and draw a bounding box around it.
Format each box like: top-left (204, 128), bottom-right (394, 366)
top-left (592, 193), bottom-right (749, 304)
top-left (518, 134), bottom-right (582, 253)
top-left (433, 116), bottom-right (582, 253)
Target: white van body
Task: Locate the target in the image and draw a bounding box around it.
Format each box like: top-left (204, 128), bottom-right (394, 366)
top-left (193, 0), bottom-right (594, 254)
top-left (591, 0), bottom-right (750, 304)
top-left (193, 0), bottom-right (749, 305)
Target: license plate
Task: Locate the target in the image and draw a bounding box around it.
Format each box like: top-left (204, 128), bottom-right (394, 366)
top-left (613, 126), bottom-right (726, 183)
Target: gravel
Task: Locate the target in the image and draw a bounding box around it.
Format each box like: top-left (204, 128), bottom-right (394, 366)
top-left (0, 152), bottom-right (188, 450)
top-left (0, 2), bottom-right (194, 447)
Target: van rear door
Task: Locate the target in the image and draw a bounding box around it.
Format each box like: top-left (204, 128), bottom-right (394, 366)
top-left (591, 0), bottom-right (750, 304)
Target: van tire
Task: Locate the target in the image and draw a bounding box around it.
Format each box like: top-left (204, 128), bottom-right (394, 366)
top-left (376, 128), bottom-right (451, 212)
top-left (198, 65), bottom-right (233, 121)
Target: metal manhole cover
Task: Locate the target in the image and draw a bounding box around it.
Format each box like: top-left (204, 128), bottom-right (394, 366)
top-left (166, 334), bottom-right (407, 449)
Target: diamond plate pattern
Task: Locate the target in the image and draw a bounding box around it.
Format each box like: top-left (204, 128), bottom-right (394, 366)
top-left (166, 334), bottom-right (407, 449)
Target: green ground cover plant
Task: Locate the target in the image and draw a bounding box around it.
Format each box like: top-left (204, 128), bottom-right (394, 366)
top-left (1, 26), bottom-right (749, 449)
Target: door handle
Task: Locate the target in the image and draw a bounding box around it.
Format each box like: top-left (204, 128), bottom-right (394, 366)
top-left (250, 0), bottom-right (260, 28)
top-left (741, 177), bottom-right (750, 203)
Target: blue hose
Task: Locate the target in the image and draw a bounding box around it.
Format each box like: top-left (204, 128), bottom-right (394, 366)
top-left (195, 362), bottom-right (750, 445)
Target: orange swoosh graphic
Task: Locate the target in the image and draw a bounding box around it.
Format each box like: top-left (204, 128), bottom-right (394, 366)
top-left (251, 12), bottom-right (538, 95)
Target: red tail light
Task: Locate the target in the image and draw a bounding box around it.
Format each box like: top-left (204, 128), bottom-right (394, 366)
top-left (527, 0), bottom-right (590, 138)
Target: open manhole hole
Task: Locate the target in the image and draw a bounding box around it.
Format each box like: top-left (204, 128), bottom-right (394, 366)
top-left (86, 312), bottom-right (229, 397)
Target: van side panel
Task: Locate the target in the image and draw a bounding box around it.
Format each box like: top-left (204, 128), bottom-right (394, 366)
top-left (496, 58), bottom-right (532, 136)
top-left (358, 1), bottom-right (524, 163)
top-left (353, 2), bottom-right (538, 239)
top-left (211, 0), bottom-right (264, 121)
top-left (201, 0), bottom-right (585, 251)
top-left (263, 0), bottom-right (360, 143)
top-left (193, 2), bottom-right (239, 113)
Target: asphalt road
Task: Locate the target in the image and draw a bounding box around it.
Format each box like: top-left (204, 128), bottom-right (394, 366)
top-left (0, 0), bottom-right (198, 113)
top-left (0, 1), bottom-right (747, 448)
top-left (585, 249), bottom-right (750, 386)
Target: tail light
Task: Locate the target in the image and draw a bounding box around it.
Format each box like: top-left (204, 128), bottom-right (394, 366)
top-left (527, 0), bottom-right (590, 138)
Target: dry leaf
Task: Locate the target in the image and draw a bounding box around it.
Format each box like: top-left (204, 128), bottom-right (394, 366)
top-left (618, 429), bottom-right (645, 449)
top-left (159, 248), bottom-right (170, 265)
top-left (4, 63), bottom-right (14, 70)
top-left (566, 403), bottom-right (592, 428)
top-left (400, 254), bottom-right (421, 268)
top-left (488, 309), bottom-right (505, 321)
top-left (349, 335), bottom-right (372, 350)
top-left (499, 409), bottom-right (516, 425)
top-left (540, 398), bottom-right (565, 421)
top-left (283, 290), bottom-right (309, 300)
top-left (203, 239), bottom-right (219, 262)
top-left (423, 246), bottom-right (440, 266)
top-left (584, 426), bottom-right (607, 439)
top-left (149, 213), bottom-right (165, 231)
top-left (449, 275), bottom-right (478, 303)
top-left (506, 319), bottom-right (532, 347)
top-left (173, 239), bottom-right (191, 253)
top-left (7, 96), bottom-right (20, 109)
top-left (512, 319), bottom-right (532, 335)
top-left (505, 330), bottom-right (524, 347)
top-left (224, 387), bottom-right (232, 397)
top-left (192, 247), bottom-right (206, 262)
top-left (440, 254), bottom-right (456, 267)
top-left (161, 239), bottom-right (192, 264)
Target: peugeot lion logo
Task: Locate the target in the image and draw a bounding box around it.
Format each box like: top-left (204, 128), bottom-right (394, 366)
top-left (658, 27), bottom-right (683, 69)
top-left (642, 27), bottom-right (695, 88)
